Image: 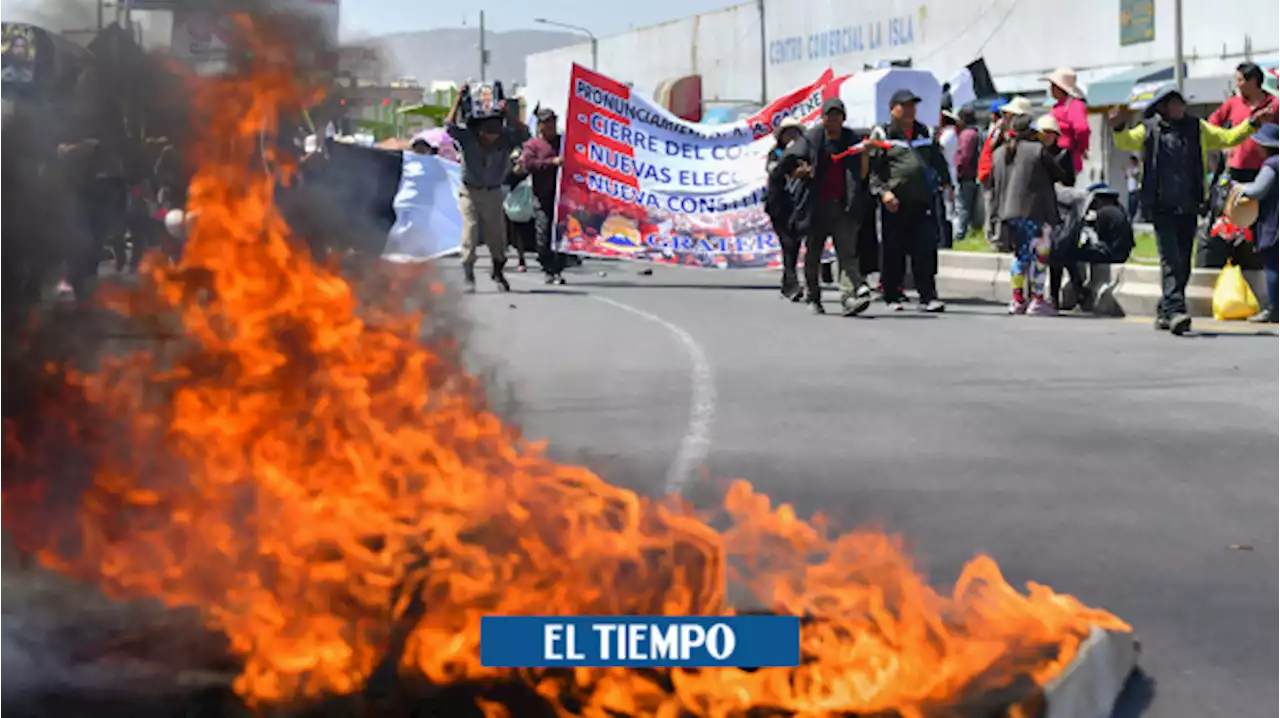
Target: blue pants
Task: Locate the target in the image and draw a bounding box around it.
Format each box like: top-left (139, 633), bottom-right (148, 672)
top-left (1006, 218), bottom-right (1050, 300)
top-left (1263, 243), bottom-right (1279, 313)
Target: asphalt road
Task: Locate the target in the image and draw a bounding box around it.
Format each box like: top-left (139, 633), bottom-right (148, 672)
top-left (457, 257), bottom-right (1279, 718)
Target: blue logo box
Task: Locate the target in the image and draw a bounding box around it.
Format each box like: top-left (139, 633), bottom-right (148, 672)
top-left (480, 615), bottom-right (800, 668)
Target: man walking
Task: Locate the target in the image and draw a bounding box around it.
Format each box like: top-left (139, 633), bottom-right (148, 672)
top-left (1111, 82), bottom-right (1270, 335)
top-left (521, 107), bottom-right (567, 285)
top-left (777, 98), bottom-right (873, 316)
top-left (869, 89), bottom-right (952, 312)
top-left (446, 88), bottom-right (527, 292)
top-left (952, 107), bottom-right (982, 238)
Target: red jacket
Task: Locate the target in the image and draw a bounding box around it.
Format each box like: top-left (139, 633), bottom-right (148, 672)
top-left (1208, 94), bottom-right (1278, 171)
top-left (977, 122), bottom-right (1005, 185)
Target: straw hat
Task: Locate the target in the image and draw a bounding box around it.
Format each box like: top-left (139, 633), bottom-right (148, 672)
top-left (1224, 184), bottom-right (1260, 229)
top-left (999, 96), bottom-right (1034, 116)
top-left (1040, 67), bottom-right (1084, 99)
top-left (1035, 114), bottom-right (1062, 134)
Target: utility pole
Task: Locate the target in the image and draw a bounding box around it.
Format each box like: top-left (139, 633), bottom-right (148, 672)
top-left (1173, 0), bottom-right (1184, 93)
top-left (479, 11), bottom-right (487, 82)
top-left (757, 0), bottom-right (767, 105)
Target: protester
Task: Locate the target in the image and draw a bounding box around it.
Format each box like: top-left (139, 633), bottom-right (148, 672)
top-left (1111, 82), bottom-right (1270, 335)
top-left (1199, 62), bottom-right (1280, 269)
top-left (521, 107), bottom-right (568, 285)
top-left (504, 147), bottom-right (533, 273)
top-left (993, 114), bottom-right (1063, 315)
top-left (779, 98), bottom-right (872, 316)
top-left (1041, 68), bottom-right (1090, 184)
top-left (952, 107), bottom-right (982, 238)
top-left (1236, 123), bottom-right (1278, 323)
top-left (937, 110), bottom-right (959, 247)
top-left (446, 89), bottom-right (528, 292)
top-left (1035, 114), bottom-right (1075, 187)
top-left (869, 89), bottom-right (952, 313)
top-left (978, 96), bottom-right (1033, 251)
top-left (1124, 155), bottom-right (1142, 221)
top-left (765, 116), bottom-right (806, 301)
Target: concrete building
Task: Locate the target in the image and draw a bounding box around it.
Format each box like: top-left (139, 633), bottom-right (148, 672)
top-left (524, 0), bottom-right (1278, 184)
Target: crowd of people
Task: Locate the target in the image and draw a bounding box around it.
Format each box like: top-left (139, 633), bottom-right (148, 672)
top-left (762, 62), bottom-right (1280, 333)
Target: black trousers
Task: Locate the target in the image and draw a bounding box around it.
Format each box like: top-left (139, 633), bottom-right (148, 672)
top-left (778, 230), bottom-right (801, 294)
top-left (1152, 210), bottom-right (1199, 317)
top-left (533, 206), bottom-right (563, 275)
top-left (880, 204), bottom-right (939, 303)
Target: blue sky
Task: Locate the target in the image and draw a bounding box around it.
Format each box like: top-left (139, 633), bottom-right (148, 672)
top-left (0, 0), bottom-right (747, 40)
top-left (340, 0), bottom-right (740, 40)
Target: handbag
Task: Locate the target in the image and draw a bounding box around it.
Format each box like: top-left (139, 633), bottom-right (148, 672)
top-left (503, 176), bottom-right (535, 223)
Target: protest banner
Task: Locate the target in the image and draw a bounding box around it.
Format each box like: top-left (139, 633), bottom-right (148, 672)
top-left (554, 65), bottom-right (848, 269)
top-left (382, 152), bottom-right (464, 263)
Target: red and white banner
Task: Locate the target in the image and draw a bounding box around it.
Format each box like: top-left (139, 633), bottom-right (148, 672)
top-left (554, 65), bottom-right (849, 269)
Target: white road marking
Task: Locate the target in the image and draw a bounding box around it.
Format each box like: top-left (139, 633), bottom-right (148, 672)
top-left (509, 275), bottom-right (716, 495)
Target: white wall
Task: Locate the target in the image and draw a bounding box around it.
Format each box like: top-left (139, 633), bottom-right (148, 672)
top-left (523, 2), bottom-right (763, 119)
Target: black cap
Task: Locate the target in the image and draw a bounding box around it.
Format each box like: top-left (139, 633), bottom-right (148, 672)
top-left (535, 107), bottom-right (557, 122)
top-left (822, 97), bottom-right (846, 117)
top-left (890, 89), bottom-right (922, 107)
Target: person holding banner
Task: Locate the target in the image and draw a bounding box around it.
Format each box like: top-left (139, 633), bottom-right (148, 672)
top-left (446, 88), bottom-right (527, 293)
top-left (765, 116), bottom-right (806, 301)
top-left (521, 107), bottom-right (568, 285)
top-left (869, 89), bottom-right (952, 313)
top-left (777, 98), bottom-right (873, 316)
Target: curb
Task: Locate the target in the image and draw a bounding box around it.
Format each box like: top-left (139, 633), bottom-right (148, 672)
top-left (1044, 627), bottom-right (1140, 718)
top-left (935, 250), bottom-right (1267, 318)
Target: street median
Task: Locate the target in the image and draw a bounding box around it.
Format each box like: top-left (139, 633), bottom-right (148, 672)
top-left (934, 250), bottom-right (1267, 318)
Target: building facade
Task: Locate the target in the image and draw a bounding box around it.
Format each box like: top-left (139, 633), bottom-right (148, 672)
top-left (525, 0), bottom-right (1276, 186)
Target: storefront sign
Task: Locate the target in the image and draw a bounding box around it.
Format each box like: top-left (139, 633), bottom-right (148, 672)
top-left (769, 15), bottom-right (917, 66)
top-left (1119, 0), bottom-right (1154, 46)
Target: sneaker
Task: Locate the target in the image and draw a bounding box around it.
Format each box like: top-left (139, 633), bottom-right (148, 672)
top-left (494, 275), bottom-right (511, 293)
top-left (918, 299), bottom-right (946, 313)
top-left (554, 274), bottom-right (567, 286)
top-left (1008, 299), bottom-right (1028, 315)
top-left (544, 274), bottom-right (556, 284)
top-left (841, 286), bottom-right (872, 317)
top-left (516, 264), bottom-right (528, 273)
top-left (1027, 297), bottom-right (1057, 316)
top-left (887, 300), bottom-right (905, 312)
top-left (54, 280), bottom-right (76, 302)
top-left (808, 300), bottom-right (826, 315)
top-left (1247, 308), bottom-right (1277, 324)
top-left (1169, 313), bottom-right (1192, 336)
top-left (463, 279), bottom-right (477, 294)
top-left (1153, 316), bottom-right (1170, 331)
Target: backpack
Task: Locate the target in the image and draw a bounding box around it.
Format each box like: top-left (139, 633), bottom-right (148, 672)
top-left (503, 176), bottom-right (535, 223)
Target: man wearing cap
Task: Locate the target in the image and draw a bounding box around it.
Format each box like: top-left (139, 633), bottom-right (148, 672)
top-left (765, 116), bottom-right (807, 300)
top-left (777, 97), bottom-right (873, 316)
top-left (521, 107), bottom-right (567, 284)
top-left (868, 88), bottom-right (953, 312)
top-left (1110, 82), bottom-right (1269, 335)
top-left (1041, 68), bottom-right (1090, 185)
top-left (446, 86), bottom-right (528, 293)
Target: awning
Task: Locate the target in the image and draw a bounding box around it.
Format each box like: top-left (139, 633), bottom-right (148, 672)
top-left (1086, 63), bottom-right (1180, 106)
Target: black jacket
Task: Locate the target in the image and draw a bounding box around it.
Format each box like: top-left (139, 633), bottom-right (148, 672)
top-left (774, 125), bottom-right (867, 235)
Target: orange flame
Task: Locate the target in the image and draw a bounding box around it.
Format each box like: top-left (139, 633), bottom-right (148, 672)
top-left (3, 18), bottom-right (1129, 717)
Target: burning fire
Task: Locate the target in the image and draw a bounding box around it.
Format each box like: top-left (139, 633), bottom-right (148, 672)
top-left (3, 18), bottom-right (1129, 717)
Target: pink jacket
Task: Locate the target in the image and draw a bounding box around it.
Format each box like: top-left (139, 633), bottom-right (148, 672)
top-left (1050, 97), bottom-right (1090, 174)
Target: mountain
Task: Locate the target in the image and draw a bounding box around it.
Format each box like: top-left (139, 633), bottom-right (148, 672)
top-left (375, 27), bottom-right (582, 88)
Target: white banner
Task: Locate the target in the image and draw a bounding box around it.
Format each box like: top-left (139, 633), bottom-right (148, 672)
top-left (382, 153), bottom-right (464, 263)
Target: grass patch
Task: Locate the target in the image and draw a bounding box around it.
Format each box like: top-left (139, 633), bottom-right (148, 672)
top-left (947, 229), bottom-right (1161, 265)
